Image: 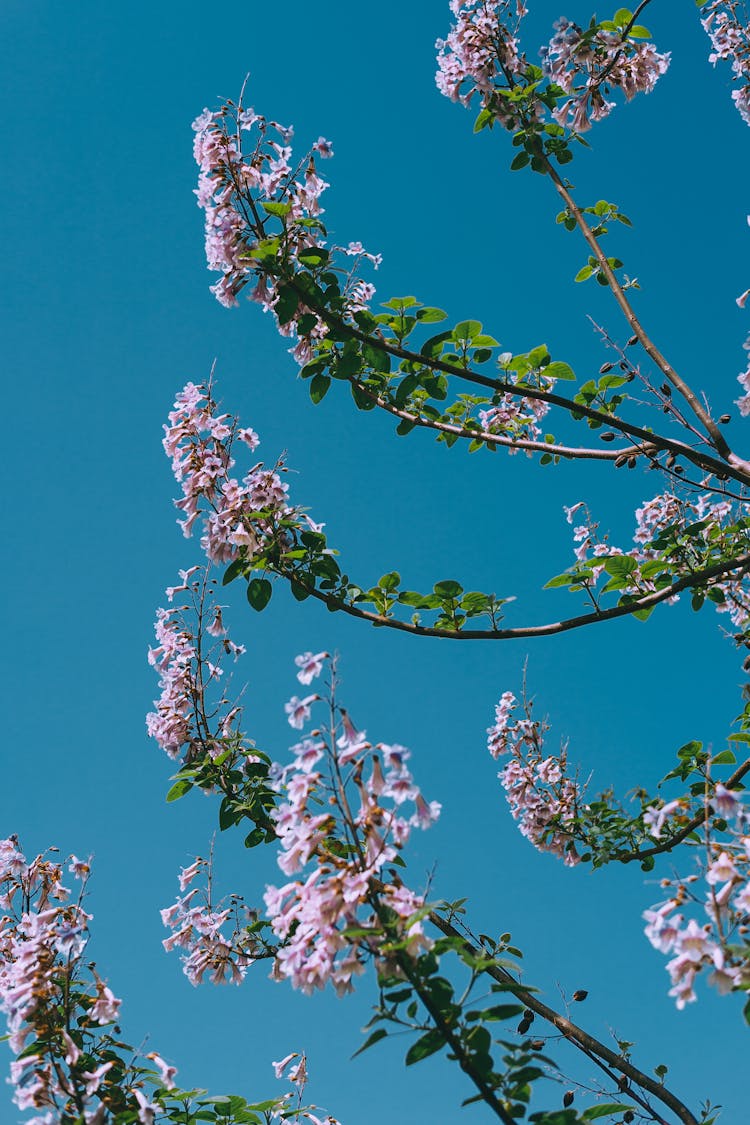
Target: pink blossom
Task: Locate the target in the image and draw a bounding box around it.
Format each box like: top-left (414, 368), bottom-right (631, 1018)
top-left (285, 694), bottom-right (318, 729)
top-left (294, 651), bottom-right (329, 685)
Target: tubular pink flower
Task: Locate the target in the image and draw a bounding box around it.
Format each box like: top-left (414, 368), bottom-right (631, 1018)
top-left (488, 692), bottom-right (582, 864)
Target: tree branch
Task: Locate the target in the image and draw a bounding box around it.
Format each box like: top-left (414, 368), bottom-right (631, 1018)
top-left (347, 377), bottom-right (644, 462)
top-left (610, 755), bottom-right (750, 865)
top-left (293, 292), bottom-right (750, 488)
top-left (542, 157), bottom-right (750, 475)
top-left (428, 911), bottom-right (698, 1125)
top-left (278, 554), bottom-right (750, 642)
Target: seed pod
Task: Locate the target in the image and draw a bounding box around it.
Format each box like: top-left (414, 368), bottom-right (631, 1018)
top-left (615, 454), bottom-right (628, 468)
top-left (624, 1113), bottom-right (635, 1124)
top-left (599, 362), bottom-right (614, 373)
top-left (627, 456), bottom-right (637, 468)
top-left (627, 335), bottom-right (638, 346)
top-left (720, 414), bottom-right (731, 424)
top-left (572, 990), bottom-right (588, 1002)
top-left (517, 1018), bottom-right (531, 1035)
top-left (600, 431), bottom-right (616, 442)
top-left (530, 1039), bottom-right (544, 1051)
top-left (618, 1075), bottom-right (629, 1092)
top-left (563, 1090), bottom-right (575, 1108)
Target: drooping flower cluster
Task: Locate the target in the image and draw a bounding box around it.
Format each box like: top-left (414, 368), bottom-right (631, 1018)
top-left (643, 784), bottom-right (750, 1008)
top-left (263, 653), bottom-right (440, 995)
top-left (0, 838), bottom-right (180, 1125)
top-left (160, 856), bottom-right (265, 987)
top-left (560, 491), bottom-right (750, 638)
top-left (162, 380), bottom-right (290, 562)
top-left (487, 692), bottom-right (583, 865)
top-left (541, 16), bottom-right (670, 131)
top-left (192, 98), bottom-right (380, 364)
top-left (435, 0), bottom-right (528, 118)
top-left (146, 564), bottom-right (251, 762)
top-left (700, 1), bottom-right (750, 125)
top-left (161, 656), bottom-right (440, 997)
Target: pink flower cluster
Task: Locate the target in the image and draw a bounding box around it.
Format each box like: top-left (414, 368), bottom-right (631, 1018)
top-left (263, 654), bottom-right (440, 995)
top-left (736, 335), bottom-right (750, 416)
top-left (192, 99), bottom-right (380, 364)
top-left (162, 380), bottom-right (289, 562)
top-left (643, 785), bottom-right (750, 1008)
top-left (147, 380), bottom-right (301, 764)
top-left (435, 1), bottom-right (527, 119)
top-left (0, 838), bottom-right (178, 1125)
top-left (146, 566), bottom-right (247, 762)
top-left (701, 1), bottom-right (750, 125)
top-left (270, 1052), bottom-right (342, 1125)
top-left (478, 369), bottom-right (556, 452)
top-left (161, 857), bottom-right (258, 986)
top-left (541, 17), bottom-right (670, 131)
top-left (193, 104), bottom-right (327, 309)
top-left (562, 491), bottom-right (750, 632)
top-left (487, 692), bottom-right (583, 865)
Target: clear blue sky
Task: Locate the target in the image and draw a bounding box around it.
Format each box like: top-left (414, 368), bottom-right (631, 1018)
top-left (3, 1), bottom-right (749, 1121)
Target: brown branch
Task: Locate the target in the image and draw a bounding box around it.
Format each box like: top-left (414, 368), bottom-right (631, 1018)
top-left (279, 554), bottom-right (750, 642)
top-left (611, 755), bottom-right (750, 864)
top-left (429, 911), bottom-right (699, 1125)
top-left (297, 297), bottom-right (750, 488)
top-left (542, 158), bottom-right (750, 475)
top-left (348, 377), bottom-right (644, 462)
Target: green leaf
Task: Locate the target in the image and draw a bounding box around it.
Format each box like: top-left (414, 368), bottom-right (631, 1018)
top-left (453, 320), bottom-right (482, 343)
top-left (223, 559), bottom-right (245, 586)
top-left (527, 344), bottom-right (549, 367)
top-left (309, 372), bottom-right (331, 404)
top-left (583, 1105), bottom-right (634, 1120)
top-left (575, 265), bottom-right (594, 282)
top-left (473, 107), bottom-right (494, 133)
top-left (261, 201), bottom-right (292, 217)
top-left (247, 577), bottom-right (273, 611)
top-left (629, 24), bottom-right (651, 37)
top-left (711, 749), bottom-right (737, 765)
top-left (352, 1028), bottom-right (388, 1058)
top-left (379, 571), bottom-right (401, 591)
top-left (416, 307), bottom-right (448, 323)
top-left (510, 151), bottom-right (530, 171)
top-left (297, 246), bottom-right (330, 268)
top-left (434, 579), bottom-right (463, 599)
top-left (421, 330), bottom-right (452, 357)
top-left (603, 554), bottom-right (637, 579)
top-left (543, 573), bottom-right (575, 589)
top-left (544, 360), bottom-right (576, 381)
top-left (466, 1003), bottom-right (525, 1022)
top-left (166, 779), bottom-right (193, 803)
top-left (614, 7), bottom-right (633, 25)
top-left (405, 1029), bottom-right (445, 1065)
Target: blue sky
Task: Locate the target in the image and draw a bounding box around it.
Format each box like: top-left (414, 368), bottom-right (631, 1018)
top-left (3, 1), bottom-right (750, 1121)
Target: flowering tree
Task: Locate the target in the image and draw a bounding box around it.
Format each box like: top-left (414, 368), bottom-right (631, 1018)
top-left (5, 2), bottom-right (750, 1124)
